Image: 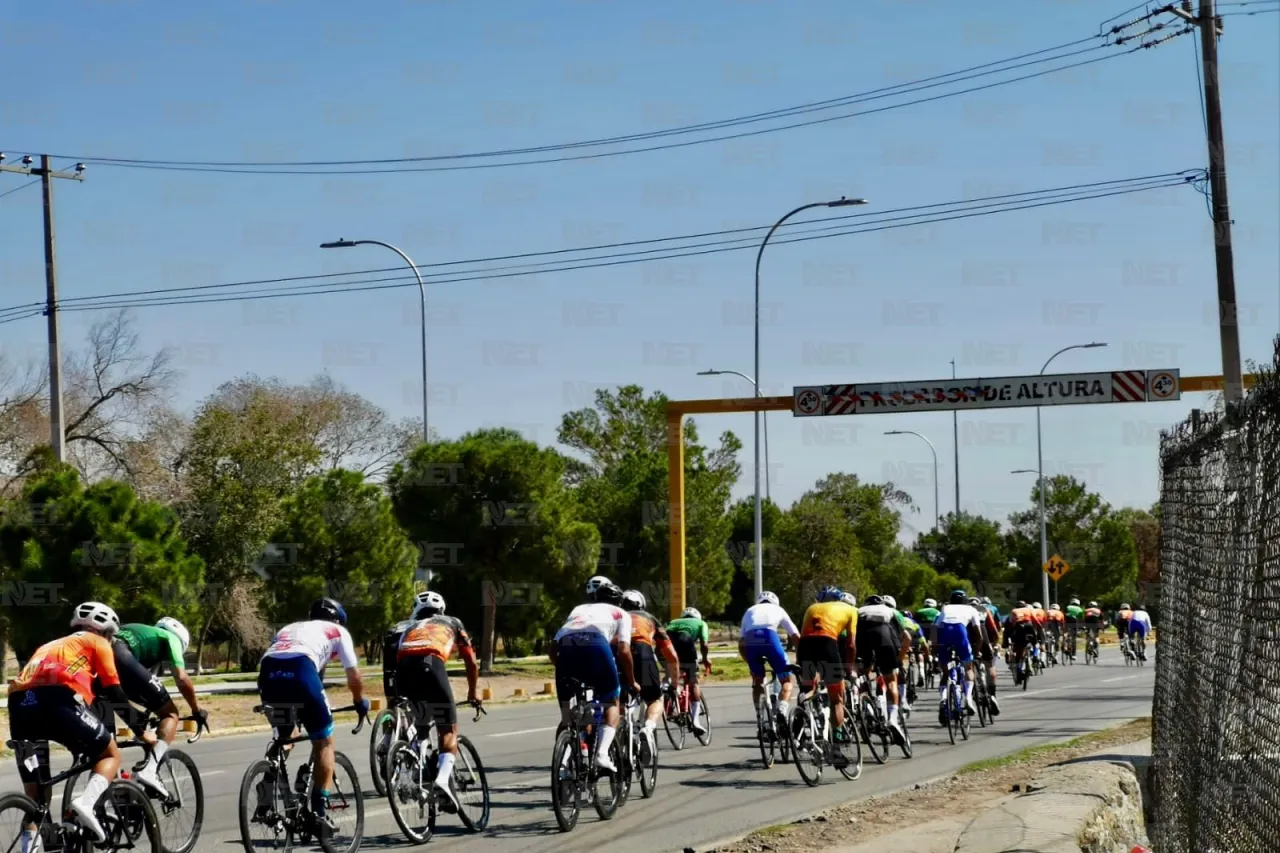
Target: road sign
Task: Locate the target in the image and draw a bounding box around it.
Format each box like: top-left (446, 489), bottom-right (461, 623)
top-left (1043, 554), bottom-right (1071, 582)
top-left (792, 368), bottom-right (1181, 416)
top-left (793, 386), bottom-right (823, 416)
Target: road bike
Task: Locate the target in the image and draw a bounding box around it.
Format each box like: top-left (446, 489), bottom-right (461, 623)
top-left (972, 663), bottom-right (993, 728)
top-left (1085, 630), bottom-right (1100, 665)
top-left (550, 679), bottom-right (625, 832)
top-left (617, 693), bottom-right (658, 802)
top-left (369, 696), bottom-right (414, 797)
top-left (63, 712), bottom-right (207, 853)
top-left (1031, 643), bottom-right (1045, 676)
top-left (661, 678), bottom-right (711, 750)
top-left (1, 737), bottom-right (162, 853)
top-left (790, 665), bottom-right (860, 786)
top-left (941, 649), bottom-right (971, 744)
top-left (1064, 627), bottom-right (1078, 664)
top-left (853, 667), bottom-right (911, 764)
top-left (1132, 632), bottom-right (1148, 666)
top-left (755, 671), bottom-right (792, 769)
top-left (1121, 635), bottom-right (1135, 666)
top-left (1045, 634), bottom-right (1060, 667)
top-left (236, 704), bottom-right (366, 853)
top-left (385, 701), bottom-right (490, 843)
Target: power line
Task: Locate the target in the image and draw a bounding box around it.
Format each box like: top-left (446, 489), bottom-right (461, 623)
top-left (0, 178), bottom-right (40, 200)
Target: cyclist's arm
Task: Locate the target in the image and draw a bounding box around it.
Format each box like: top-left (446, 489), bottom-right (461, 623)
top-left (656, 637), bottom-right (679, 683)
top-left (615, 641), bottom-right (637, 689)
top-left (459, 640), bottom-right (480, 703)
top-left (171, 666), bottom-right (201, 715)
top-left (334, 630), bottom-right (366, 711)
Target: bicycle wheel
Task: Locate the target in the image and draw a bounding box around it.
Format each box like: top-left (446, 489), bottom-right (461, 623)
top-left (694, 696), bottom-right (712, 746)
top-left (944, 682), bottom-right (957, 745)
top-left (756, 693), bottom-right (775, 768)
top-left (638, 724), bottom-right (658, 798)
top-left (317, 751), bottom-right (363, 853)
top-left (663, 694), bottom-right (686, 751)
top-left (149, 748), bottom-right (204, 853)
top-left (861, 695), bottom-right (889, 764)
top-left (836, 707), bottom-right (863, 780)
top-left (386, 741), bottom-right (434, 843)
top-left (615, 716), bottom-right (633, 808)
top-left (957, 686), bottom-right (971, 742)
top-left (791, 705), bottom-right (823, 787)
top-left (450, 735), bottom-right (491, 832)
top-left (974, 680), bottom-right (988, 728)
top-left (369, 707), bottom-right (396, 797)
top-left (0, 793), bottom-right (51, 853)
top-left (592, 736), bottom-right (624, 821)
top-left (237, 760), bottom-right (291, 853)
top-left (550, 731), bottom-right (582, 833)
top-left (99, 779), bottom-right (163, 853)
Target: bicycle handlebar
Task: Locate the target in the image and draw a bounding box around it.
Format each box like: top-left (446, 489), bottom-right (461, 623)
top-left (468, 699), bottom-right (487, 723)
top-left (331, 705), bottom-right (368, 735)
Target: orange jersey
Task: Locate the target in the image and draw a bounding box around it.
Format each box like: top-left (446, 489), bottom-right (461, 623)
top-left (10, 632), bottom-right (120, 704)
top-left (628, 611), bottom-right (669, 648)
top-left (1008, 606), bottom-right (1038, 625)
top-left (397, 615), bottom-right (473, 663)
top-left (1047, 610), bottom-right (1066, 625)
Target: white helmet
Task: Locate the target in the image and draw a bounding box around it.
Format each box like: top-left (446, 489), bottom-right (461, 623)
top-left (757, 591), bottom-right (780, 606)
top-left (622, 589), bottom-right (646, 610)
top-left (1050, 603), bottom-right (1061, 611)
top-left (71, 602), bottom-right (120, 637)
top-left (1033, 601), bottom-right (1043, 610)
top-left (682, 607), bottom-right (702, 620)
top-left (156, 617), bottom-right (190, 654)
top-left (413, 590), bottom-right (446, 620)
top-left (923, 598), bottom-right (937, 609)
top-left (882, 595), bottom-right (897, 610)
top-left (839, 592), bottom-right (857, 607)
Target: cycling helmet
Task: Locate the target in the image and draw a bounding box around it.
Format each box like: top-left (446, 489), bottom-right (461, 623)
top-left (969, 597), bottom-right (983, 607)
top-left (1120, 602), bottom-right (1131, 610)
top-left (757, 591), bottom-right (780, 607)
top-left (839, 592), bottom-right (857, 607)
top-left (155, 617), bottom-right (190, 653)
top-left (1016, 600), bottom-right (1028, 608)
top-left (1089, 600), bottom-right (1098, 608)
top-left (902, 609), bottom-right (914, 620)
top-left (865, 594), bottom-right (883, 606)
top-left (923, 597), bottom-right (938, 609)
top-left (1032, 601), bottom-right (1042, 610)
top-left (71, 602), bottom-right (120, 636)
top-left (981, 596), bottom-right (993, 605)
top-left (1070, 597), bottom-right (1080, 606)
top-left (682, 607), bottom-right (702, 620)
top-left (622, 589), bottom-right (646, 611)
top-left (413, 590), bottom-right (446, 620)
top-left (585, 575), bottom-right (616, 600)
top-left (882, 595), bottom-right (897, 610)
top-left (817, 585), bottom-right (843, 603)
top-left (949, 589), bottom-right (968, 605)
top-left (1050, 603), bottom-right (1061, 611)
top-left (309, 597), bottom-right (348, 625)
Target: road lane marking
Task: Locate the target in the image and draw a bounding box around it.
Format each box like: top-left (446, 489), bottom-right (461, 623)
top-left (488, 726), bottom-right (557, 738)
top-left (1100, 675), bottom-right (1140, 683)
top-left (201, 770), bottom-right (226, 777)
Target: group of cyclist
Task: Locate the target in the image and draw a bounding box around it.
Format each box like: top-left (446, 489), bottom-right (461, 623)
top-left (999, 597), bottom-right (1154, 673)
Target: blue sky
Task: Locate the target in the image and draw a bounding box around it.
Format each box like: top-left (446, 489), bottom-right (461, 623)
top-left (1, 0), bottom-right (1277, 537)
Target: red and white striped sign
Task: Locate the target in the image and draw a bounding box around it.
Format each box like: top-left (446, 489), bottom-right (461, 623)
top-left (823, 384), bottom-right (858, 416)
top-left (1112, 371), bottom-right (1147, 402)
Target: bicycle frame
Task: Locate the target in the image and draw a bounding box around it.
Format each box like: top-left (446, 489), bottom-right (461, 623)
top-left (5, 739), bottom-right (132, 848)
top-left (253, 703), bottom-right (366, 829)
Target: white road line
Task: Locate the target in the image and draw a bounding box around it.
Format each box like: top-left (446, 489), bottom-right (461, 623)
top-left (201, 770), bottom-right (226, 777)
top-left (487, 726), bottom-right (557, 739)
top-left (1100, 676), bottom-right (1140, 683)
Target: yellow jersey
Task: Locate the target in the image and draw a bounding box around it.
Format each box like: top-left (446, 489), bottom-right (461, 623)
top-left (800, 601), bottom-right (858, 641)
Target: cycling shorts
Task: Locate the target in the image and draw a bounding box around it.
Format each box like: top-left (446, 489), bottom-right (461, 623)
top-left (669, 632), bottom-right (701, 686)
top-left (1129, 622), bottom-right (1148, 638)
top-left (1116, 623), bottom-right (1130, 638)
top-left (258, 654), bottom-right (333, 742)
top-left (7, 686), bottom-right (112, 785)
top-left (742, 627), bottom-right (789, 681)
top-left (396, 653), bottom-right (457, 729)
top-left (629, 642), bottom-right (663, 704)
top-left (1009, 622), bottom-right (1039, 652)
top-left (555, 631), bottom-right (620, 702)
top-left (797, 635), bottom-right (849, 685)
top-left (936, 622), bottom-right (975, 665)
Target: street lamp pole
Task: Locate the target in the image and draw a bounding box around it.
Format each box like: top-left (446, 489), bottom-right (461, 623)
top-left (321, 238), bottom-right (430, 444)
top-left (697, 368), bottom-right (770, 500)
top-left (754, 197), bottom-right (867, 599)
top-left (886, 430), bottom-right (939, 530)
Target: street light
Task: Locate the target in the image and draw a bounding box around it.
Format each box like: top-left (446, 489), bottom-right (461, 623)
top-left (754, 196), bottom-right (868, 599)
top-left (321, 238), bottom-right (429, 444)
top-left (1032, 342), bottom-right (1107, 608)
top-left (696, 369), bottom-right (771, 501)
top-left (1014, 468), bottom-right (1054, 603)
top-left (886, 430), bottom-right (940, 530)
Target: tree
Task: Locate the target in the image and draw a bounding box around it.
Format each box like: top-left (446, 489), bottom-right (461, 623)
top-left (263, 469), bottom-right (417, 664)
top-left (0, 456), bottom-right (204, 671)
top-left (770, 492), bottom-right (866, 615)
top-left (913, 511), bottom-right (1011, 591)
top-left (806, 473), bottom-right (915, 576)
top-left (388, 428), bottom-right (598, 672)
top-left (723, 497), bottom-right (784, 621)
top-left (558, 386), bottom-right (741, 616)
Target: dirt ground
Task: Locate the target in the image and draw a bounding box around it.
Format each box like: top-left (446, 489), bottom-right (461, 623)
top-left (708, 717), bottom-right (1152, 853)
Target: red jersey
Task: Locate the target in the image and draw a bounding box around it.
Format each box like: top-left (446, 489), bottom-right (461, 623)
top-left (10, 632), bottom-right (120, 704)
top-left (397, 615), bottom-right (474, 663)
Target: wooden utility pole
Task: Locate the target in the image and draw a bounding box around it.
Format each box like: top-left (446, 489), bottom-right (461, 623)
top-left (0, 154), bottom-right (85, 461)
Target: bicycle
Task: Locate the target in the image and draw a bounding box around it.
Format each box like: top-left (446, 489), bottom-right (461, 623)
top-left (941, 649), bottom-right (971, 744)
top-left (616, 693), bottom-right (658, 802)
top-left (1, 738), bottom-right (162, 853)
top-left (1031, 643), bottom-right (1045, 676)
top-left (1121, 635), bottom-right (1135, 666)
top-left (1012, 646), bottom-right (1032, 690)
top-left (63, 713), bottom-right (207, 853)
top-left (661, 678), bottom-right (711, 750)
top-left (1085, 630), bottom-right (1100, 665)
top-left (755, 671), bottom-right (792, 769)
top-left (1064, 626), bottom-right (1078, 664)
top-left (789, 665), bottom-right (859, 786)
top-left (1133, 632), bottom-right (1148, 666)
top-left (236, 704), bottom-right (366, 853)
top-left (854, 668), bottom-right (911, 763)
top-left (550, 678), bottom-right (625, 832)
top-left (385, 700), bottom-right (490, 843)
top-left (1045, 634), bottom-right (1059, 667)
top-left (369, 696), bottom-right (414, 797)
top-left (971, 663), bottom-right (992, 728)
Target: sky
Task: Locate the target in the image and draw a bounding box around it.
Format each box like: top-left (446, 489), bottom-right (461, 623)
top-left (1, 0), bottom-right (1277, 541)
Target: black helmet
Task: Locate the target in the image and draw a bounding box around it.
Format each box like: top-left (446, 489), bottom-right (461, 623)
top-left (949, 589), bottom-right (968, 605)
top-left (587, 579), bottom-right (623, 606)
top-left (309, 598), bottom-right (347, 626)
top-left (865, 594), bottom-right (883, 606)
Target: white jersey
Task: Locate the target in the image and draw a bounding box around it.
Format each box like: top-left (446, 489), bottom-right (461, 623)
top-left (1129, 610), bottom-right (1152, 630)
top-left (554, 603), bottom-right (631, 644)
top-left (741, 603), bottom-right (799, 637)
top-left (263, 620), bottom-right (359, 673)
top-left (937, 603), bottom-right (984, 629)
top-left (858, 603), bottom-right (899, 626)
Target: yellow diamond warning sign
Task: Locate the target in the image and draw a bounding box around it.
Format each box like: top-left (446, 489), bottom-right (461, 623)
top-left (1042, 554), bottom-right (1071, 582)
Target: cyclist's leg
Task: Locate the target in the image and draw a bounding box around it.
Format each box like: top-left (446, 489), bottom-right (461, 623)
top-left (633, 642), bottom-right (665, 737)
top-left (28, 686), bottom-right (119, 838)
top-left (263, 656), bottom-right (336, 813)
top-left (742, 630), bottom-right (768, 705)
top-left (418, 655), bottom-right (463, 796)
top-left (759, 629), bottom-right (794, 711)
top-left (672, 635), bottom-right (704, 731)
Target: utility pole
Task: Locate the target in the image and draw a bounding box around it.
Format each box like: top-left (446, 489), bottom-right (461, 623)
top-left (951, 359), bottom-right (960, 517)
top-left (1170, 0), bottom-right (1244, 404)
top-left (0, 154), bottom-right (85, 462)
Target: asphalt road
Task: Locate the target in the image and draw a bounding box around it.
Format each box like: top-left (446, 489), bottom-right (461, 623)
top-left (1, 647), bottom-right (1155, 853)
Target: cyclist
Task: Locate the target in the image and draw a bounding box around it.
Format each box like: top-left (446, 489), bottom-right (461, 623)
top-left (7, 602), bottom-right (129, 843)
top-left (915, 597), bottom-right (941, 678)
top-left (1082, 601), bottom-right (1105, 654)
top-left (1128, 605), bottom-right (1153, 661)
top-left (934, 590), bottom-right (983, 724)
top-left (798, 586), bottom-right (858, 749)
top-left (258, 598), bottom-right (369, 839)
top-left (1064, 597), bottom-right (1084, 660)
top-left (896, 607), bottom-right (925, 710)
top-left (666, 606), bottom-right (712, 736)
top-left (967, 596), bottom-right (1001, 716)
top-left (1045, 604), bottom-right (1066, 664)
top-left (1002, 601), bottom-right (1040, 685)
top-left (97, 617), bottom-right (206, 797)
top-left (902, 609), bottom-right (930, 689)
top-left (394, 590), bottom-right (480, 811)
top-left (1030, 602), bottom-right (1048, 665)
top-left (980, 596), bottom-right (1001, 623)
top-left (549, 576), bottom-right (636, 772)
top-left (739, 590), bottom-right (801, 722)
top-left (883, 596), bottom-right (918, 712)
top-left (623, 589), bottom-right (680, 753)
top-left (1115, 602), bottom-right (1134, 657)
top-left (856, 593), bottom-right (908, 742)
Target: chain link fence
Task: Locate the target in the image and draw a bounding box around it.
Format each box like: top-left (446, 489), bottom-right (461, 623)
top-left (1152, 341), bottom-right (1280, 853)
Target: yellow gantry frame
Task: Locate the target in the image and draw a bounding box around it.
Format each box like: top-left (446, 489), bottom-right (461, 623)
top-left (664, 373), bottom-right (1257, 619)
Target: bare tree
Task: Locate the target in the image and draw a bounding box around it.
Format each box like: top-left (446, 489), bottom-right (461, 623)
top-left (0, 351), bottom-right (44, 492)
top-left (302, 375), bottom-right (419, 478)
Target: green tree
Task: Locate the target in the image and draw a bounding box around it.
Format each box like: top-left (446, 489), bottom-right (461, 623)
top-left (0, 456), bottom-right (203, 668)
top-left (388, 428), bottom-right (598, 671)
top-left (770, 493), bottom-right (866, 615)
top-left (263, 469), bottom-right (417, 664)
top-left (913, 511), bottom-right (1011, 590)
top-left (723, 497), bottom-right (784, 621)
top-left (558, 386), bottom-right (741, 616)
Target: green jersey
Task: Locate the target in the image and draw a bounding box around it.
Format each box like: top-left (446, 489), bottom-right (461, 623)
top-left (915, 606), bottom-right (940, 624)
top-left (1065, 605), bottom-right (1085, 621)
top-left (666, 617), bottom-right (709, 643)
top-left (117, 623), bottom-right (185, 671)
